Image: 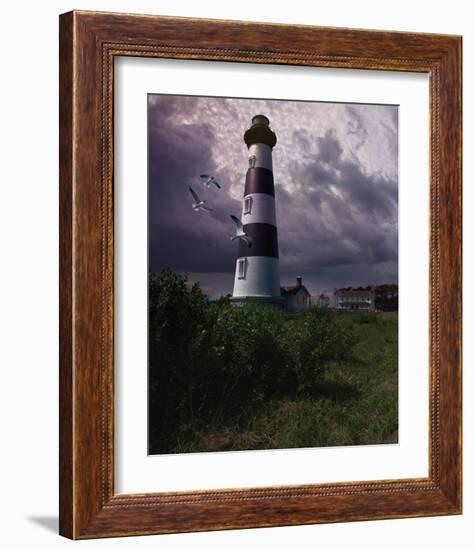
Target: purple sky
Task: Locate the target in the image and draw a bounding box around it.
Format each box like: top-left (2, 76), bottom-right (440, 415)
top-left (148, 94), bottom-right (398, 299)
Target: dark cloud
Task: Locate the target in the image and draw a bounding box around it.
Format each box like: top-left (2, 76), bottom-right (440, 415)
top-left (315, 129), bottom-right (343, 164)
top-left (148, 94), bottom-right (398, 298)
top-left (275, 128), bottom-right (397, 276)
top-left (148, 95), bottom-right (241, 275)
top-left (346, 106), bottom-right (369, 151)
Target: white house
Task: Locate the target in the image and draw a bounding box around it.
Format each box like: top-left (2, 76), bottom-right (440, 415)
top-left (315, 291), bottom-right (330, 308)
top-left (281, 277), bottom-right (311, 312)
top-left (334, 288), bottom-right (375, 311)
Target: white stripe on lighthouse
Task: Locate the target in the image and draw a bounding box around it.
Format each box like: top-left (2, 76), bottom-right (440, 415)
top-left (241, 193), bottom-right (277, 226)
top-left (248, 143), bottom-right (273, 171)
top-left (232, 256), bottom-right (281, 297)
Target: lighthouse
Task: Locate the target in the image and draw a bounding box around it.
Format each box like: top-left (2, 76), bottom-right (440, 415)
top-left (231, 115), bottom-right (281, 305)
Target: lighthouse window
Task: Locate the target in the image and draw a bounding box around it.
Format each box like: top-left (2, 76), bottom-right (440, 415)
top-left (243, 196), bottom-right (252, 215)
top-left (237, 258), bottom-right (247, 279)
top-left (249, 155), bottom-right (256, 168)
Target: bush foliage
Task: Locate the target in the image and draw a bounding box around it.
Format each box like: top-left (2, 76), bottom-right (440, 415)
top-left (148, 270), bottom-right (355, 452)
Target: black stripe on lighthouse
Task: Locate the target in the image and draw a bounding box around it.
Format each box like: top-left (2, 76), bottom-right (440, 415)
top-left (237, 223), bottom-right (279, 258)
top-left (244, 167), bottom-right (275, 197)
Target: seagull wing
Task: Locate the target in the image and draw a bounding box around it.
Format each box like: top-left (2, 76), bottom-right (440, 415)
top-left (200, 174), bottom-right (210, 180)
top-left (230, 215), bottom-right (243, 232)
top-left (212, 179), bottom-right (221, 189)
top-left (189, 186), bottom-right (200, 202)
top-left (202, 204), bottom-right (213, 211)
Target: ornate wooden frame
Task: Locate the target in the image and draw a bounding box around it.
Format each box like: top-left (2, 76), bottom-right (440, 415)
top-left (59, 10), bottom-right (462, 539)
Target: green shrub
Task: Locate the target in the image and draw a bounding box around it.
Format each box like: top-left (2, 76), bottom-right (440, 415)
top-left (148, 270), bottom-right (356, 452)
top-left (148, 270), bottom-right (208, 449)
top-left (354, 313), bottom-right (378, 324)
top-left (192, 303), bottom-right (289, 424)
top-left (283, 307), bottom-right (355, 394)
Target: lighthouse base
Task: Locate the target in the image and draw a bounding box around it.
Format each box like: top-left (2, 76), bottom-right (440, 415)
top-left (232, 256), bottom-right (280, 298)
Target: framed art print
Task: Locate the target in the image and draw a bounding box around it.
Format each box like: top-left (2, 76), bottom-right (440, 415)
top-left (59, 11), bottom-right (462, 539)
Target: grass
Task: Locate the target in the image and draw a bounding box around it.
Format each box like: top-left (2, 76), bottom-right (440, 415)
top-left (166, 311), bottom-right (398, 453)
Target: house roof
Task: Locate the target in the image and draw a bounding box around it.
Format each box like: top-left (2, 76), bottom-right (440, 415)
top-left (281, 285), bottom-right (310, 297)
top-left (335, 289), bottom-right (374, 298)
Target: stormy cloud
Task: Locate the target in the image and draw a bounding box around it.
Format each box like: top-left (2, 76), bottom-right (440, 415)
top-left (148, 94), bottom-right (398, 299)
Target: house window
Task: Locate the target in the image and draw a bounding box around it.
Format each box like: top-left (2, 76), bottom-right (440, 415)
top-left (249, 155), bottom-right (256, 168)
top-left (243, 196), bottom-right (252, 215)
top-left (237, 258), bottom-right (247, 279)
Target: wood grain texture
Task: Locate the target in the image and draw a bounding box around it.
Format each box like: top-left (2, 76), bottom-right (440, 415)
top-left (59, 10), bottom-right (74, 540)
top-left (59, 10), bottom-right (462, 539)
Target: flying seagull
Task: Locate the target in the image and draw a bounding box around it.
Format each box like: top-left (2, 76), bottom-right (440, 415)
top-left (230, 215), bottom-right (252, 247)
top-left (200, 174), bottom-right (221, 189)
top-left (189, 186), bottom-right (212, 212)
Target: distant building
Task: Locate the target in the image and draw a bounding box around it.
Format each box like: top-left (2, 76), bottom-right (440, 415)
top-left (281, 276), bottom-right (311, 312)
top-left (315, 291), bottom-right (330, 308)
top-left (334, 287), bottom-right (375, 311)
